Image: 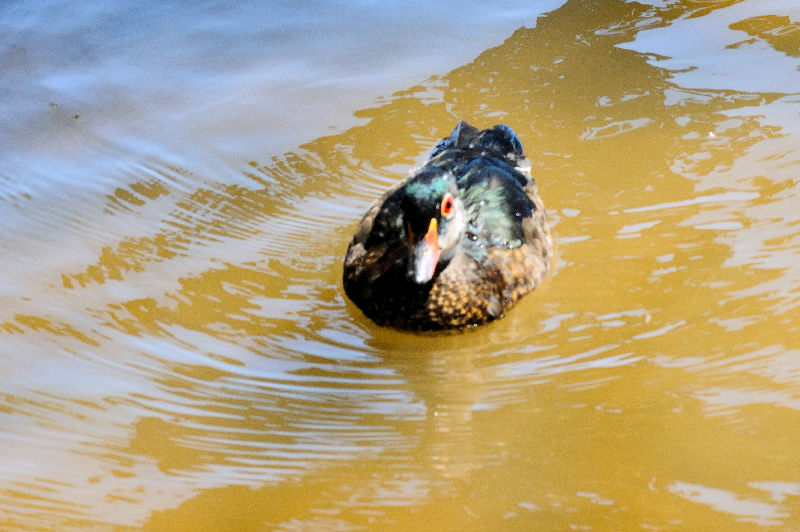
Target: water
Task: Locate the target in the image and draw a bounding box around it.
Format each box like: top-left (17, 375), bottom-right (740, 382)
top-left (2, 0), bottom-right (800, 529)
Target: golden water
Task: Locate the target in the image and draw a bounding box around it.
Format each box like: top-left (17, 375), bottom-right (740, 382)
top-left (2, 0), bottom-right (800, 529)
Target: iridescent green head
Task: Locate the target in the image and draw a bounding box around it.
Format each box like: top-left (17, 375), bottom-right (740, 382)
top-left (400, 168), bottom-right (465, 284)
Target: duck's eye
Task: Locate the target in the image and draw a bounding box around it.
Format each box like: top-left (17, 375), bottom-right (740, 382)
top-left (440, 193), bottom-right (455, 218)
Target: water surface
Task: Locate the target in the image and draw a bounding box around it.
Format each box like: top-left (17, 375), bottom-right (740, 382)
top-left (2, 0), bottom-right (800, 529)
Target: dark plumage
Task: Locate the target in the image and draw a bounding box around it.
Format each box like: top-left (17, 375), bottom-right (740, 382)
top-left (343, 121), bottom-right (552, 330)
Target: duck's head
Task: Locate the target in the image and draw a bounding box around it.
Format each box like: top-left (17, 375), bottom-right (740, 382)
top-left (400, 168), bottom-right (466, 284)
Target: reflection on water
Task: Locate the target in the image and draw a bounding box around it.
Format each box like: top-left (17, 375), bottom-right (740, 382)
top-left (2, 0), bottom-right (800, 529)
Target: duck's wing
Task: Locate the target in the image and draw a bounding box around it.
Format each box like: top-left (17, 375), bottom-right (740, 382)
top-left (458, 157), bottom-right (537, 250)
top-left (343, 182), bottom-right (409, 285)
top-left (454, 156), bottom-right (551, 306)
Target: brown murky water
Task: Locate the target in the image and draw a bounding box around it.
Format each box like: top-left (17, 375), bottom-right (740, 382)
top-left (2, 0), bottom-right (800, 529)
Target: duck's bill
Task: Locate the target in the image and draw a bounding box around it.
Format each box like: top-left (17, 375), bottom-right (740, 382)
top-left (409, 217), bottom-right (440, 284)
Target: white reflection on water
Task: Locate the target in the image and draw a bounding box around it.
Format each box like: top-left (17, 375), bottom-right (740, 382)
top-left (670, 481), bottom-right (788, 525)
top-left (0, 0), bottom-right (564, 166)
top-left (620, 0), bottom-right (800, 93)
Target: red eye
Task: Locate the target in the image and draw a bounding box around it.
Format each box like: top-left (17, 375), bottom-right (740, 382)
top-left (441, 194), bottom-right (455, 218)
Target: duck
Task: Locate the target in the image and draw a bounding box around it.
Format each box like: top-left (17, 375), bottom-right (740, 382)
top-left (343, 121), bottom-right (552, 330)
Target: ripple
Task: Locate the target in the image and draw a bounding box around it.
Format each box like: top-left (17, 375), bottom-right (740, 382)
top-left (4, 0), bottom-right (800, 528)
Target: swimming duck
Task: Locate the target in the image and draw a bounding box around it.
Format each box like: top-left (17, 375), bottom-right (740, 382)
top-left (343, 121), bottom-right (552, 330)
